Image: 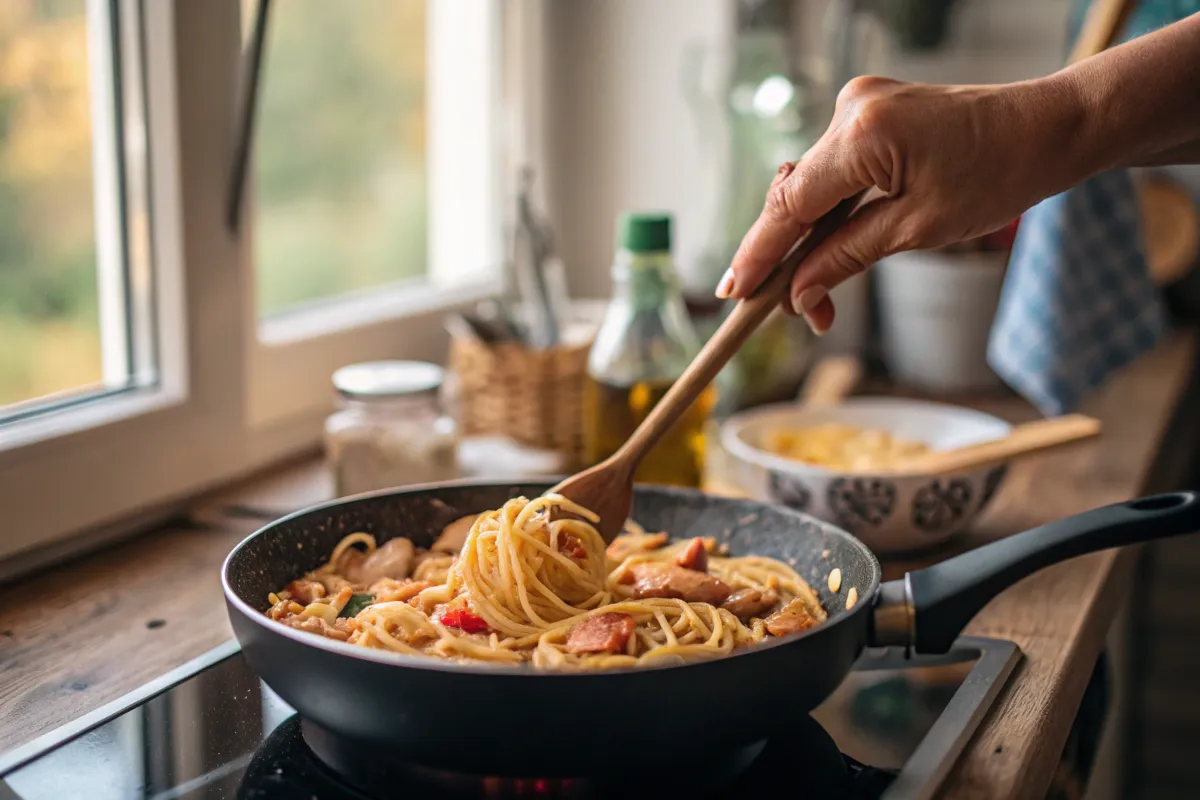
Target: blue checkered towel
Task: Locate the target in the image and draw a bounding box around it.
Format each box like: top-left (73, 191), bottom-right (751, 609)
top-left (987, 169), bottom-right (1168, 415)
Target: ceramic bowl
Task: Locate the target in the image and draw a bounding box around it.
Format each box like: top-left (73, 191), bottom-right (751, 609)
top-left (720, 397), bottom-right (1012, 554)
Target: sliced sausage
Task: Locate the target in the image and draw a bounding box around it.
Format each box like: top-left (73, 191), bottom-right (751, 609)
top-left (356, 537), bottom-right (415, 584)
top-left (565, 612), bottom-right (636, 655)
top-left (721, 588), bottom-right (779, 620)
top-left (433, 514), bottom-right (478, 554)
top-left (764, 598), bottom-right (820, 637)
top-left (625, 563), bottom-right (732, 606)
top-left (558, 533), bottom-right (587, 559)
top-left (606, 531), bottom-right (669, 562)
top-left (674, 537), bottom-right (708, 572)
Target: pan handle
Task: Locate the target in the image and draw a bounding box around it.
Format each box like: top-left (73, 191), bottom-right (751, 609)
top-left (871, 491), bottom-right (1200, 653)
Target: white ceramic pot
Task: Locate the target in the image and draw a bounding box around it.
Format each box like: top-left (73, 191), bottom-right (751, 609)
top-left (821, 273), bottom-right (870, 356)
top-left (721, 397), bottom-right (1012, 554)
top-left (875, 250), bottom-right (1008, 393)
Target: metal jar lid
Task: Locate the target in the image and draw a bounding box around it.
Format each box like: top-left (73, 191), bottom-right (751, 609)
top-left (332, 361), bottom-right (444, 401)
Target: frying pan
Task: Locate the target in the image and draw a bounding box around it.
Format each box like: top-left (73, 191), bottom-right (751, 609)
top-left (222, 481), bottom-right (1200, 777)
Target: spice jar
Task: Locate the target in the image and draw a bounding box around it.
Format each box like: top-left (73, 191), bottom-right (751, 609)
top-left (324, 361), bottom-right (459, 497)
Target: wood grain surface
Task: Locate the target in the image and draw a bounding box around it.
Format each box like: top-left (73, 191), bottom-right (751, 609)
top-left (0, 330), bottom-right (1196, 800)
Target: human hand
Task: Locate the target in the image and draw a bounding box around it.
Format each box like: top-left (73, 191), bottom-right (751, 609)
top-left (717, 75), bottom-right (1085, 333)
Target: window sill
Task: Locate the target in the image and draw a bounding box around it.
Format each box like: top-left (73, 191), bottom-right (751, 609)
top-left (258, 278), bottom-right (501, 347)
top-left (0, 385), bottom-right (185, 454)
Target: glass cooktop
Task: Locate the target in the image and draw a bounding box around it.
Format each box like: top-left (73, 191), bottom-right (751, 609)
top-left (0, 638), bottom-right (1018, 799)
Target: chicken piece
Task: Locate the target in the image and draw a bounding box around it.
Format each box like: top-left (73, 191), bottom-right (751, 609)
top-left (280, 579), bottom-right (326, 605)
top-left (355, 537), bottom-right (416, 584)
top-left (624, 563), bottom-right (732, 606)
top-left (565, 613), bottom-right (636, 655)
top-left (268, 598), bottom-right (304, 621)
top-left (331, 547), bottom-right (367, 580)
top-left (764, 598), bottom-right (820, 637)
top-left (369, 578), bottom-right (433, 603)
top-left (313, 573), bottom-right (355, 595)
top-left (433, 514), bottom-right (478, 554)
top-left (280, 614), bottom-right (354, 642)
top-left (606, 531), bottom-right (669, 563)
top-left (721, 588), bottom-right (779, 620)
top-left (674, 537), bottom-right (708, 572)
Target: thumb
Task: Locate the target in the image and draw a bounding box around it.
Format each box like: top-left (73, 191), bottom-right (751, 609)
top-left (789, 197), bottom-right (912, 330)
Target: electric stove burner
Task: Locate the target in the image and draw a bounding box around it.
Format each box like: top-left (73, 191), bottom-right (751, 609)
top-left (301, 716), bottom-right (773, 798)
top-left (238, 713), bottom-right (878, 799)
top-left (0, 637), bottom-right (1020, 800)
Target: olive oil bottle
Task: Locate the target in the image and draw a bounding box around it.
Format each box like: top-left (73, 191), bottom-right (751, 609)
top-left (583, 213), bottom-right (715, 487)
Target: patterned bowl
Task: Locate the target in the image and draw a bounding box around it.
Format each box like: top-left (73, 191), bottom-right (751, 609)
top-left (720, 397), bottom-right (1012, 554)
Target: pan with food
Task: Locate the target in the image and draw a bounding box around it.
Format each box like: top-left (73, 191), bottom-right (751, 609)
top-left (222, 481), bottom-right (1200, 777)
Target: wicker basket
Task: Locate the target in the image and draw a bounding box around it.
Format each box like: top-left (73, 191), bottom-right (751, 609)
top-left (449, 332), bottom-right (591, 469)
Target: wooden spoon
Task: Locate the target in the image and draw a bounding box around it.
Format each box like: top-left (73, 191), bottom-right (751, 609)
top-left (552, 191), bottom-right (867, 542)
top-left (799, 354), bottom-right (863, 407)
top-left (899, 413), bottom-right (1101, 475)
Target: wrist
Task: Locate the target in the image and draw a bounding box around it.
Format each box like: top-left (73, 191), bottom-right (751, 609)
top-left (1010, 74), bottom-right (1104, 197)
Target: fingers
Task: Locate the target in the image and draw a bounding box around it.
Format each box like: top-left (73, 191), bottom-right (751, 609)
top-left (717, 162), bottom-right (799, 298)
top-left (721, 140), bottom-right (873, 300)
top-left (788, 196), bottom-right (911, 320)
top-left (778, 292), bottom-right (837, 334)
top-left (803, 293), bottom-right (836, 335)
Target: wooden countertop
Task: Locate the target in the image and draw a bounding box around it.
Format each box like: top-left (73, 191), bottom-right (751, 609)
top-left (0, 329), bottom-right (1197, 799)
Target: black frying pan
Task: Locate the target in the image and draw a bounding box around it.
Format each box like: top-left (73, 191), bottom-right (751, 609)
top-left (222, 481), bottom-right (1200, 777)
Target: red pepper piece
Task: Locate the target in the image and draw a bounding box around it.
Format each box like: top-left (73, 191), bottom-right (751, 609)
top-left (440, 605), bottom-right (489, 634)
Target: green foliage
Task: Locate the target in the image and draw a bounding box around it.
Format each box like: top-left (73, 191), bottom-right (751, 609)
top-left (0, 0), bottom-right (430, 403)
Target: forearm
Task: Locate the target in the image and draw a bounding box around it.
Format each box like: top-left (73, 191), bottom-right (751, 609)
top-left (1048, 14), bottom-right (1200, 177)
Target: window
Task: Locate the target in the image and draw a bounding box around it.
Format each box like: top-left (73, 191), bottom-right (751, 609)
top-left (250, 0), bottom-right (430, 319)
top-left (0, 0), bottom-right (511, 572)
top-left (244, 0), bottom-right (503, 425)
top-left (0, 0), bottom-right (156, 421)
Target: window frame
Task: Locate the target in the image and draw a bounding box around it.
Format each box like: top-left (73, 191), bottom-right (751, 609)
top-left (0, 0), bottom-right (520, 571)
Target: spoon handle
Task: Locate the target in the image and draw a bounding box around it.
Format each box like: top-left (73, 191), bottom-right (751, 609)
top-left (614, 191), bottom-right (867, 468)
top-left (902, 414), bottom-right (1102, 474)
top-left (800, 355), bottom-right (863, 407)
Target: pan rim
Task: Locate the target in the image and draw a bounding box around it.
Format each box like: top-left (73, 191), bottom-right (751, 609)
top-left (221, 478), bottom-right (883, 678)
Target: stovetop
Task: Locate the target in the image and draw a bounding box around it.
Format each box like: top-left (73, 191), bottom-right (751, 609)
top-left (0, 638), bottom-right (1018, 800)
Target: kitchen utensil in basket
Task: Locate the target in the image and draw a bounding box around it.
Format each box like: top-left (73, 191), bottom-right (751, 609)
top-left (448, 330), bottom-right (590, 469)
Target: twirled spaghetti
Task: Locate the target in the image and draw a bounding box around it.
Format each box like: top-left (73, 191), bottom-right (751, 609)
top-left (265, 494), bottom-right (826, 670)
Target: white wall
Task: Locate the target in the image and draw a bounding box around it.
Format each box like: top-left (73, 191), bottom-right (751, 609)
top-left (543, 0), bottom-right (732, 299)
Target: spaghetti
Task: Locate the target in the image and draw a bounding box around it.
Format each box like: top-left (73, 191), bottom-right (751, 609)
top-left (265, 494), bottom-right (826, 670)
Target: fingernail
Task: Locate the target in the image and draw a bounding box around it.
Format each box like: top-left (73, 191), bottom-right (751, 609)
top-left (804, 312), bottom-right (831, 336)
top-left (715, 268), bottom-right (735, 299)
top-left (792, 285), bottom-right (828, 313)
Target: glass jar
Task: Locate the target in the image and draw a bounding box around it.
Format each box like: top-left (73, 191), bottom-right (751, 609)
top-left (324, 361), bottom-right (459, 497)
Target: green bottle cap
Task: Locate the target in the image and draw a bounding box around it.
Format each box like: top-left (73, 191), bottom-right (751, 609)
top-left (617, 212), bottom-right (672, 253)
